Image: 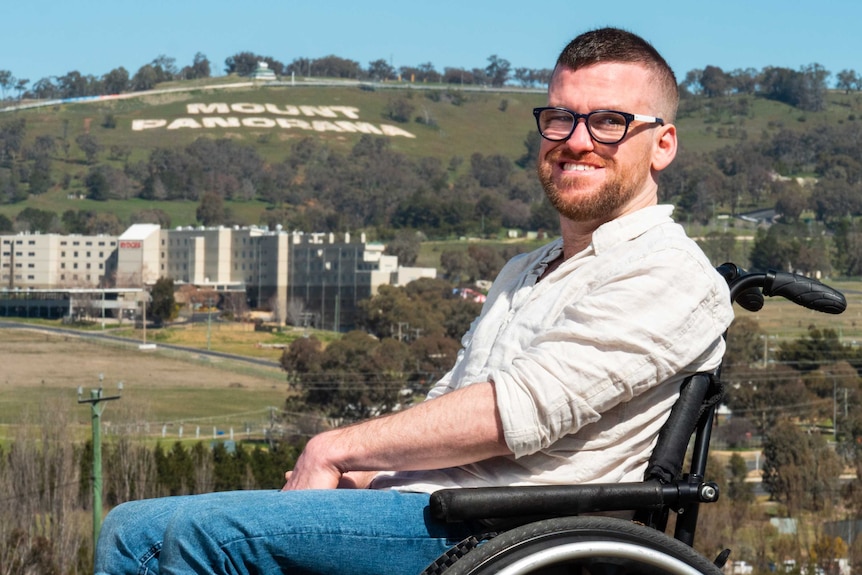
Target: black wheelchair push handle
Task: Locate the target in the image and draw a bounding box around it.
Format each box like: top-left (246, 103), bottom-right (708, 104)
top-left (762, 270), bottom-right (846, 314)
top-left (717, 263), bottom-right (847, 315)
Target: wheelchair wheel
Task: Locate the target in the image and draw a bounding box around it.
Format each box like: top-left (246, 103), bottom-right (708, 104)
top-left (436, 516), bottom-right (722, 575)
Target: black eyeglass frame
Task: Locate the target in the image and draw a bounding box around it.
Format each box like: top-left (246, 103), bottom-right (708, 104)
top-left (532, 107), bottom-right (665, 145)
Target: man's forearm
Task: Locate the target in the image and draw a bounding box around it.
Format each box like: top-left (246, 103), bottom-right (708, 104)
top-left (283, 381), bottom-right (510, 490)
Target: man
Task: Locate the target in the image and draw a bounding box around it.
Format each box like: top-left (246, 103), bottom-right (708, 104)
top-left (96, 27), bottom-right (734, 575)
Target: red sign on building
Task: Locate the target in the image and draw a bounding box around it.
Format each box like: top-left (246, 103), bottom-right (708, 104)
top-left (120, 241), bottom-right (142, 249)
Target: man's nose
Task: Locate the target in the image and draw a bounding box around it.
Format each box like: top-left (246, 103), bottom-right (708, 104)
top-left (564, 118), bottom-right (595, 151)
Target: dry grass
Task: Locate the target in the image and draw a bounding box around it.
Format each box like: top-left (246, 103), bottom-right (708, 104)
top-left (0, 327), bottom-right (290, 443)
top-left (1, 275), bottom-right (858, 443)
top-left (737, 278), bottom-right (862, 344)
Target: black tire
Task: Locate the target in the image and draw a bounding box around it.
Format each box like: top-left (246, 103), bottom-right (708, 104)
top-left (436, 516), bottom-right (722, 575)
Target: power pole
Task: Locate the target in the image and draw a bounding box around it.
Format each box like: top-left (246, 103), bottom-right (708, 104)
top-left (78, 375), bottom-right (122, 556)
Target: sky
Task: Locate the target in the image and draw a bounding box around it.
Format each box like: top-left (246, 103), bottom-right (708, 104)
top-left (3, 0), bottom-right (862, 87)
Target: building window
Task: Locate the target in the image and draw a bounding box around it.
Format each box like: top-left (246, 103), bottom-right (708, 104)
top-left (61, 263), bottom-right (65, 269)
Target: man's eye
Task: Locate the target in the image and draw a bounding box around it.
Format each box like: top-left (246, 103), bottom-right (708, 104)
top-left (593, 114), bottom-right (625, 127)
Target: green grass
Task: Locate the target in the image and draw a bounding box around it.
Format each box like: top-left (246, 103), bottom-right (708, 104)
top-left (5, 82), bottom-right (862, 227)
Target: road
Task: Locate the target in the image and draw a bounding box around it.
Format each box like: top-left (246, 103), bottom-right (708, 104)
top-left (0, 321), bottom-right (281, 369)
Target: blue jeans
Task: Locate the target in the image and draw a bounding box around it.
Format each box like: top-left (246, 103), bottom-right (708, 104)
top-left (95, 489), bottom-right (475, 575)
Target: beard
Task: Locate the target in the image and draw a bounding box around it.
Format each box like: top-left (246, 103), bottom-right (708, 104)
top-left (537, 151), bottom-right (650, 223)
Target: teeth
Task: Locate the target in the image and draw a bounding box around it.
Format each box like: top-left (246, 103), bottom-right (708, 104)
top-left (562, 163), bottom-right (595, 171)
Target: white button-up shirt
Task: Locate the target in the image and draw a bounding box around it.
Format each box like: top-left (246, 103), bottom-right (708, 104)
top-left (373, 205), bottom-right (734, 493)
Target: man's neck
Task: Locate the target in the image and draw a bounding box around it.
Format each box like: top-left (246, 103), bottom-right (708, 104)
top-left (558, 218), bottom-right (601, 259)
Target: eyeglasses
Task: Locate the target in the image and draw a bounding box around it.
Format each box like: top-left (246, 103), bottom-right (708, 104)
top-left (532, 107), bottom-right (664, 145)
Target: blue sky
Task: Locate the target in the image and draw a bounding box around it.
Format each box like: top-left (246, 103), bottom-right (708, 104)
top-left (3, 0), bottom-right (861, 86)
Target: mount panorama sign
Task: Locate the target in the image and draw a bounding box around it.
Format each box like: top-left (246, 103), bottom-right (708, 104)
top-left (132, 102), bottom-right (416, 138)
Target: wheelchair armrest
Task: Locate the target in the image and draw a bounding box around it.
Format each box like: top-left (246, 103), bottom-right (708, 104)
top-left (430, 479), bottom-right (718, 523)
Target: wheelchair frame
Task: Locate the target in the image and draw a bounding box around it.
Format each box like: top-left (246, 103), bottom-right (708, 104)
top-left (422, 264), bottom-right (847, 575)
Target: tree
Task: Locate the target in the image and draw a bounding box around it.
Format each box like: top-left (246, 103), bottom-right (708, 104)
top-left (367, 59), bottom-right (396, 81)
top-left (131, 64), bottom-right (158, 91)
top-left (182, 52), bottom-right (211, 80)
top-left (85, 167), bottom-right (110, 200)
top-left (384, 96), bottom-right (414, 123)
top-left (0, 69), bottom-right (13, 99)
top-left (485, 55), bottom-right (511, 87)
top-left (15, 207), bottom-right (57, 232)
top-left (776, 325), bottom-right (849, 372)
top-left (836, 69), bottom-right (860, 93)
top-left (773, 180), bottom-right (808, 222)
top-left (13, 78), bottom-right (28, 100)
top-left (762, 419), bottom-right (842, 513)
top-left (150, 277), bottom-right (178, 326)
top-left (75, 133), bottom-right (101, 164)
top-left (384, 230), bottom-right (421, 266)
top-left (196, 191), bottom-right (226, 226)
top-left (150, 55), bottom-right (178, 83)
top-left (101, 67), bottom-right (129, 94)
top-left (748, 225), bottom-right (799, 272)
top-left (700, 65), bottom-right (730, 97)
top-left (281, 331), bottom-right (409, 421)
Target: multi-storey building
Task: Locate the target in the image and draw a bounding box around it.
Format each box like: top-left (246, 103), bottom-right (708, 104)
top-left (1, 225), bottom-right (435, 331)
top-left (1, 232), bottom-right (118, 288)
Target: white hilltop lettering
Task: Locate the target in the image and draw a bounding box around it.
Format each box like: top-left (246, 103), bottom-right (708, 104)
top-left (132, 102), bottom-right (412, 137)
top-left (202, 117), bottom-right (241, 128)
top-left (186, 103), bottom-right (360, 118)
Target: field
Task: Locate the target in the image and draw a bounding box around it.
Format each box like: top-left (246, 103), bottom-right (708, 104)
top-left (0, 325), bottom-right (293, 445)
top-left (3, 81), bottom-right (862, 229)
top-left (1, 273), bottom-right (859, 447)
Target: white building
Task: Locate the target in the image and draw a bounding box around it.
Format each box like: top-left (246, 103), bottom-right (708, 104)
top-left (1, 225), bottom-right (436, 331)
top-left (1, 232), bottom-right (117, 288)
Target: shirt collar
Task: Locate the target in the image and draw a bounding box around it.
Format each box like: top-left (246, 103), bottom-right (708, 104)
top-left (590, 205), bottom-right (675, 255)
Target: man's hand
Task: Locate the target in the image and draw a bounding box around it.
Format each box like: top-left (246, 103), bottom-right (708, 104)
top-left (281, 433), bottom-right (344, 490)
top-left (279, 382), bottom-right (509, 492)
top-left (282, 468), bottom-right (378, 491)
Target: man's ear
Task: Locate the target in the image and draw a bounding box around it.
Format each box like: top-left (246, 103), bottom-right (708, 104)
top-left (651, 123), bottom-right (677, 172)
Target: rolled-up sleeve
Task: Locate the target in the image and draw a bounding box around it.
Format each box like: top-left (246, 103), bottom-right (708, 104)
top-left (490, 245), bottom-right (731, 458)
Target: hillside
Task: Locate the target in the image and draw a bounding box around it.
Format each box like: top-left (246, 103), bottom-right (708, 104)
top-left (2, 79), bottom-right (862, 229)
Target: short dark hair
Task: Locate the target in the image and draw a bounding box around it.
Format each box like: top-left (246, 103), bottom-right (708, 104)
top-left (556, 28), bottom-right (679, 121)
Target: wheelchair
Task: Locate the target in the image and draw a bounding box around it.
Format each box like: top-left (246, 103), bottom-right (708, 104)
top-left (421, 264), bottom-right (847, 575)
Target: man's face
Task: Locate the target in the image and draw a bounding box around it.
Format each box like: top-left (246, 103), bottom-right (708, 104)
top-left (537, 62), bottom-right (668, 225)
